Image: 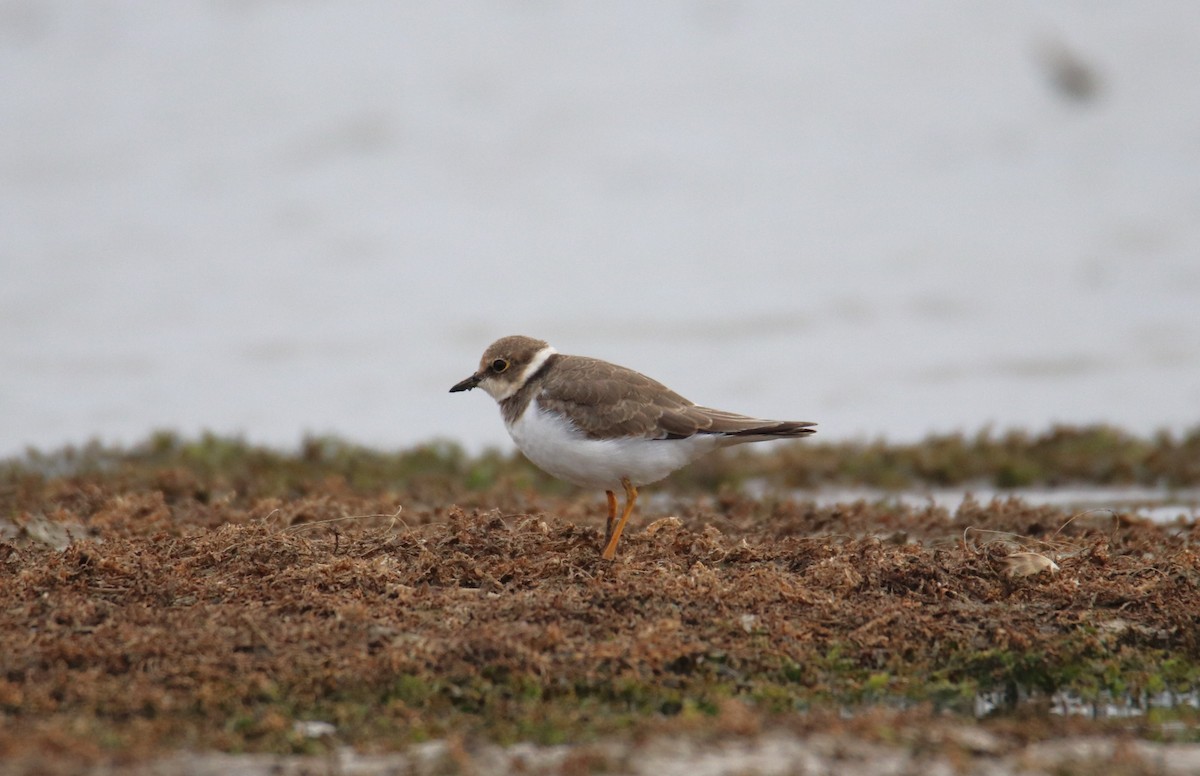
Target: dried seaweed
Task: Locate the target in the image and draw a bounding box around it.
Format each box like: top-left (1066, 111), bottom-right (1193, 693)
top-left (2, 462), bottom-right (1198, 769)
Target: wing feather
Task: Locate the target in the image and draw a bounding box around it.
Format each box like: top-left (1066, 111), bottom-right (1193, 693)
top-left (537, 356), bottom-right (815, 441)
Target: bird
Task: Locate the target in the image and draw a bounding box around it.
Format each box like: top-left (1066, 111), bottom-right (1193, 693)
top-left (450, 336), bottom-right (815, 559)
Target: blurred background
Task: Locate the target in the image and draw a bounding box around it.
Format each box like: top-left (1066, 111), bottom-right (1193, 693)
top-left (3, 1), bottom-right (1199, 457)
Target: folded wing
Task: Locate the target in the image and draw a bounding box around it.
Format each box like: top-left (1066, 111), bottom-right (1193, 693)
top-left (537, 357), bottom-right (815, 442)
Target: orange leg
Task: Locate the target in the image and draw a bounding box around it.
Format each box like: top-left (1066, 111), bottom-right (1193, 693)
top-left (604, 490), bottom-right (618, 546)
top-left (601, 477), bottom-right (638, 560)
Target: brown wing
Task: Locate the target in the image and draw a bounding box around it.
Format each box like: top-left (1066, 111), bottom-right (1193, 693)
top-left (538, 356), bottom-right (815, 441)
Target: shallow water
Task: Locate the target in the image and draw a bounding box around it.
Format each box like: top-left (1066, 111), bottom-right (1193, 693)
top-left (974, 688), bottom-right (1200, 720)
top-left (805, 486), bottom-right (1200, 524)
top-left (4, 3), bottom-right (1200, 457)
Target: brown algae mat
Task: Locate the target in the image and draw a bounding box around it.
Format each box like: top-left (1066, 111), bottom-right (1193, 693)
top-left (1, 429), bottom-right (1199, 770)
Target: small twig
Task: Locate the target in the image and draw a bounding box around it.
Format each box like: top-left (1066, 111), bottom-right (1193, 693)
top-left (282, 505), bottom-right (407, 534)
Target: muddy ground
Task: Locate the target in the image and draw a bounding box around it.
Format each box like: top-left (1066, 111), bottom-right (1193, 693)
top-left (1, 431), bottom-right (1199, 774)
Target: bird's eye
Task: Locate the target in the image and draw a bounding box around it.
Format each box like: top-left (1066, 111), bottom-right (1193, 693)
top-left (491, 358), bottom-right (509, 373)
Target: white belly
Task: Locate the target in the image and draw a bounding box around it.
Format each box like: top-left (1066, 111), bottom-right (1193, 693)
top-left (506, 398), bottom-right (721, 489)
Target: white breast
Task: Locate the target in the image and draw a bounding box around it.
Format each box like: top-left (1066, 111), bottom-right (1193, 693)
top-left (506, 397), bottom-right (720, 490)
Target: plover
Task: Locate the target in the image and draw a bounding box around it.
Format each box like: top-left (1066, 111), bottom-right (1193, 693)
top-left (450, 335), bottom-right (815, 559)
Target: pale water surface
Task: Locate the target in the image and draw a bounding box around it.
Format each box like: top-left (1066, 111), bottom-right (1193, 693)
top-left (3, 2), bottom-right (1200, 457)
top-left (806, 486), bottom-right (1200, 524)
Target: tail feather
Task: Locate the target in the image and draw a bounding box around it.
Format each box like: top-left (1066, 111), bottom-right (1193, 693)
top-left (692, 406), bottom-right (816, 439)
top-left (724, 420), bottom-right (816, 438)
top-left (656, 404), bottom-right (816, 441)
